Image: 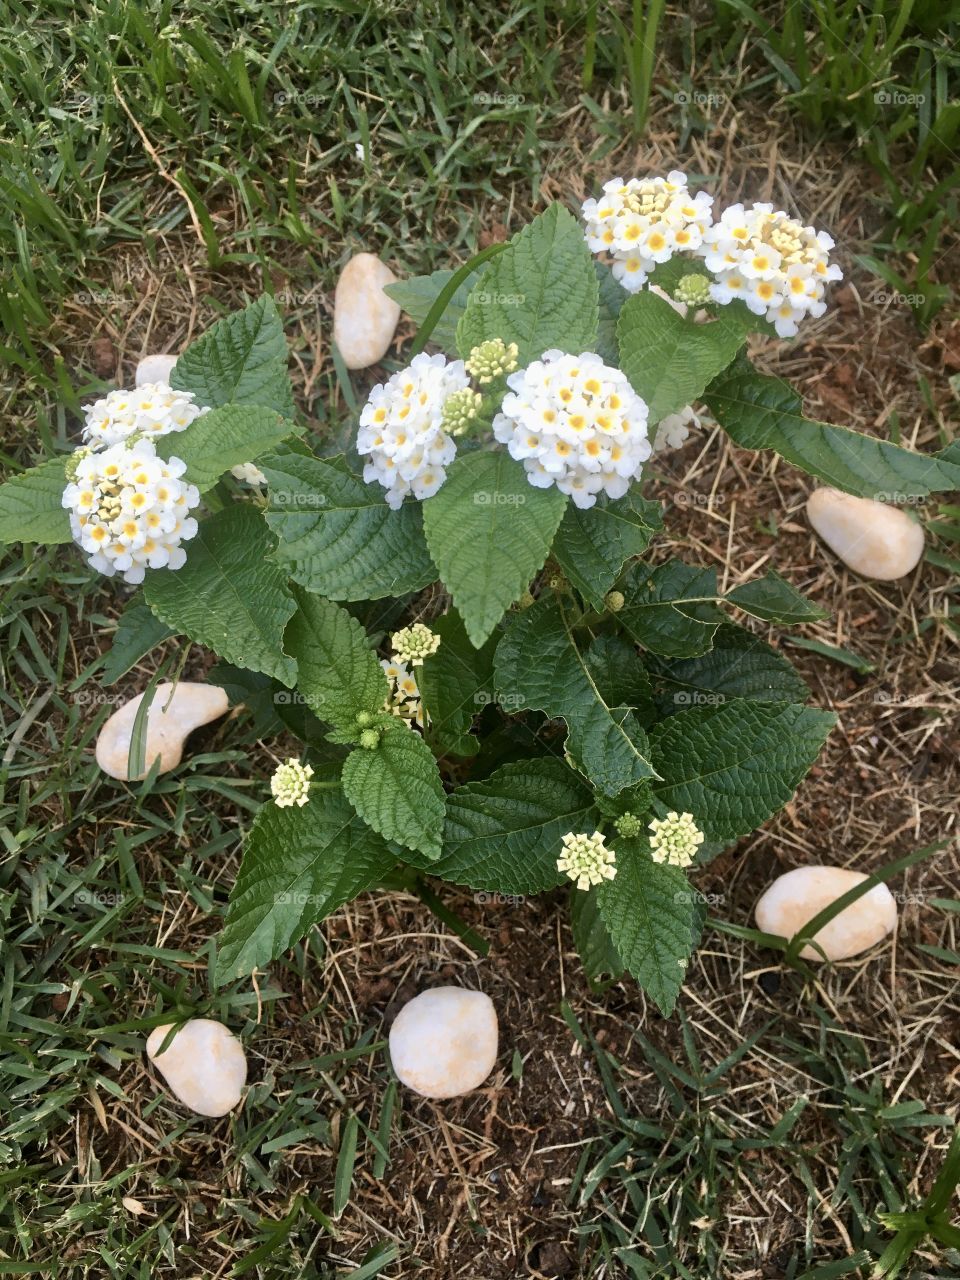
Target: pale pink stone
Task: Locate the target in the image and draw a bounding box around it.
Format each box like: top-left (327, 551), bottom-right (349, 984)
top-left (755, 865), bottom-right (898, 961)
top-left (389, 987), bottom-right (498, 1098)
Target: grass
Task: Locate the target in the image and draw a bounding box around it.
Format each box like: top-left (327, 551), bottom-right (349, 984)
top-left (1, 0), bottom-right (959, 1275)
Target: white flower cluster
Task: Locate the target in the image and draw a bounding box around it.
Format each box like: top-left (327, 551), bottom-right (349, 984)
top-left (82, 382), bottom-right (208, 448)
top-left (698, 202), bottom-right (843, 337)
top-left (391, 622), bottom-right (440, 667)
top-left (271, 758), bottom-right (313, 808)
top-left (653, 405), bottom-right (700, 454)
top-left (381, 659), bottom-right (427, 729)
top-left (357, 353), bottom-right (468, 509)
top-left (557, 831), bottom-right (617, 891)
top-left (581, 172), bottom-right (714, 293)
top-left (492, 350), bottom-right (651, 508)
top-left (648, 811), bottom-right (705, 868)
top-left (61, 438), bottom-right (200, 584)
top-left (231, 461), bottom-right (267, 486)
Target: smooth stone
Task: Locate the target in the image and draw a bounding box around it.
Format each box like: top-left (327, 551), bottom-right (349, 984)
top-left (389, 986), bottom-right (498, 1099)
top-left (95, 681), bottom-right (229, 780)
top-left (146, 1018), bottom-right (246, 1117)
top-left (755, 866), bottom-right (897, 961)
top-left (807, 488), bottom-right (925, 581)
top-left (333, 253), bottom-right (400, 369)
top-left (135, 353), bottom-right (178, 387)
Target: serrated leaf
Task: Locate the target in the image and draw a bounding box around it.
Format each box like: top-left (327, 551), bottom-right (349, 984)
top-left (284, 591), bottom-right (388, 730)
top-left (0, 456), bottom-right (71, 545)
top-left (649, 622), bottom-right (809, 713)
top-left (404, 758), bottom-right (597, 893)
top-left (597, 838), bottom-right (695, 1015)
top-left (101, 598), bottom-right (175, 685)
top-left (706, 356), bottom-right (960, 499)
top-left (570, 888), bottom-right (624, 981)
top-left (584, 634), bottom-right (656, 724)
top-left (156, 404), bottom-right (299, 491)
top-left (727, 568), bottom-right (827, 624)
top-left (618, 290), bottom-right (748, 423)
top-left (341, 721), bottom-right (445, 859)
top-left (594, 261), bottom-right (625, 365)
top-left (552, 489), bottom-right (663, 609)
top-left (418, 610), bottom-right (497, 758)
top-left (422, 449), bottom-right (568, 647)
top-left (217, 789), bottom-right (396, 978)
top-left (384, 267), bottom-right (482, 353)
top-left (260, 453), bottom-right (436, 600)
top-left (494, 594), bottom-right (658, 796)
top-left (209, 662), bottom-right (285, 736)
top-left (143, 505), bottom-right (297, 685)
top-left (171, 295), bottom-right (294, 417)
top-left (649, 699), bottom-right (837, 841)
top-left (618, 560), bottom-right (724, 658)
top-left (456, 202), bottom-right (598, 362)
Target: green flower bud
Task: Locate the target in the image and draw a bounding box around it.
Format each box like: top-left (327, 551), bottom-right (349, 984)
top-left (356, 711), bottom-right (375, 728)
top-left (673, 273), bottom-right (712, 307)
top-left (465, 338), bottom-right (519, 385)
top-left (440, 387), bottom-right (483, 437)
top-left (359, 728), bottom-right (381, 750)
top-left (605, 590), bottom-right (625, 613)
top-left (615, 812), bottom-right (643, 839)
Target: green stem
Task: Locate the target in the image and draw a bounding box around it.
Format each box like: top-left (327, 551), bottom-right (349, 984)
top-left (410, 242), bottom-right (508, 356)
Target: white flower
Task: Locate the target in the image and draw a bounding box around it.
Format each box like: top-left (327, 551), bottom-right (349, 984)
top-left (648, 811), bottom-right (705, 868)
top-left (231, 461), bottom-right (267, 486)
top-left (381, 658), bottom-right (428, 728)
top-left (653, 405), bottom-right (700, 454)
top-left (698, 203), bottom-right (842, 335)
top-left (271, 758), bottom-right (313, 807)
top-left (557, 831), bottom-right (617, 891)
top-left (357, 353), bottom-right (468, 509)
top-left (61, 438), bottom-right (200, 585)
top-left (581, 172), bottom-right (714, 293)
top-left (391, 622), bottom-right (441, 667)
top-left (82, 382), bottom-right (209, 449)
top-left (492, 350), bottom-right (651, 508)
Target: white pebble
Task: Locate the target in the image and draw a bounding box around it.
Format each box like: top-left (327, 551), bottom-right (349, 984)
top-left (807, 488), bottom-right (924, 581)
top-left (135, 353), bottom-right (179, 387)
top-left (755, 865), bottom-right (898, 961)
top-left (95, 681), bottom-right (229, 780)
top-left (333, 253), bottom-right (400, 370)
top-left (146, 1018), bottom-right (246, 1117)
top-left (389, 987), bottom-right (498, 1099)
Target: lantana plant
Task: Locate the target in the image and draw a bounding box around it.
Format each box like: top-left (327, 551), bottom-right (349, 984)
top-left (5, 174), bottom-right (960, 1014)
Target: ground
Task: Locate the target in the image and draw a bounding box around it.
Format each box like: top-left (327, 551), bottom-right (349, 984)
top-left (1, 5), bottom-right (958, 1278)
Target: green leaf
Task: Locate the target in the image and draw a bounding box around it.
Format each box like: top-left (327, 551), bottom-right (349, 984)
top-left (649, 699), bottom-right (837, 841)
top-left (0, 456), bottom-right (71, 545)
top-left (384, 267), bottom-right (481, 354)
top-left (706, 357), bottom-right (960, 499)
top-left (260, 453), bottom-right (436, 600)
top-left (101, 599), bottom-right (176, 685)
top-left (405, 758), bottom-right (597, 893)
top-left (784, 635), bottom-right (874, 674)
top-left (597, 838), bottom-right (696, 1015)
top-left (552, 490), bottom-right (663, 609)
top-left (726, 568), bottom-right (828, 625)
top-left (284, 591), bottom-right (388, 730)
top-left (594, 261), bottom-right (625, 365)
top-left (171, 295), bottom-right (294, 417)
top-left (456, 202), bottom-right (599, 362)
top-left (156, 403), bottom-right (300, 491)
top-left (341, 720), bottom-right (445, 860)
top-left (143, 505), bottom-right (297, 685)
top-left (570, 888), bottom-right (624, 981)
top-left (418, 610), bottom-right (497, 758)
top-left (422, 449), bottom-right (568, 647)
top-left (618, 290), bottom-right (748, 423)
top-left (618, 560), bottom-right (724, 658)
top-left (649, 623), bottom-right (809, 712)
top-left (217, 789), bottom-right (396, 978)
top-left (584, 634), bottom-right (656, 723)
top-left (494, 594), bottom-right (658, 796)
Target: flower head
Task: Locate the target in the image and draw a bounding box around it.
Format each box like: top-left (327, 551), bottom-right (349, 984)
top-left (465, 338), bottom-right (519, 384)
top-left (648, 811), bottom-right (705, 868)
top-left (697, 202), bottom-right (842, 337)
top-left (270, 758), bottom-right (314, 807)
top-left (357, 352), bottom-right (468, 509)
top-left (440, 387), bottom-right (483, 437)
top-left (231, 461), bottom-right (267, 486)
top-left (391, 622), bottom-right (440, 667)
top-left (614, 811), bottom-right (643, 839)
top-left (61, 437), bottom-right (200, 584)
top-left (557, 830), bottom-right (617, 891)
top-left (381, 658), bottom-right (427, 728)
top-left (581, 172), bottom-right (714, 293)
top-left (673, 273), bottom-right (712, 307)
top-left (652, 404), bottom-right (700, 454)
top-left (492, 350), bottom-right (651, 509)
top-left (82, 383), bottom-right (209, 449)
